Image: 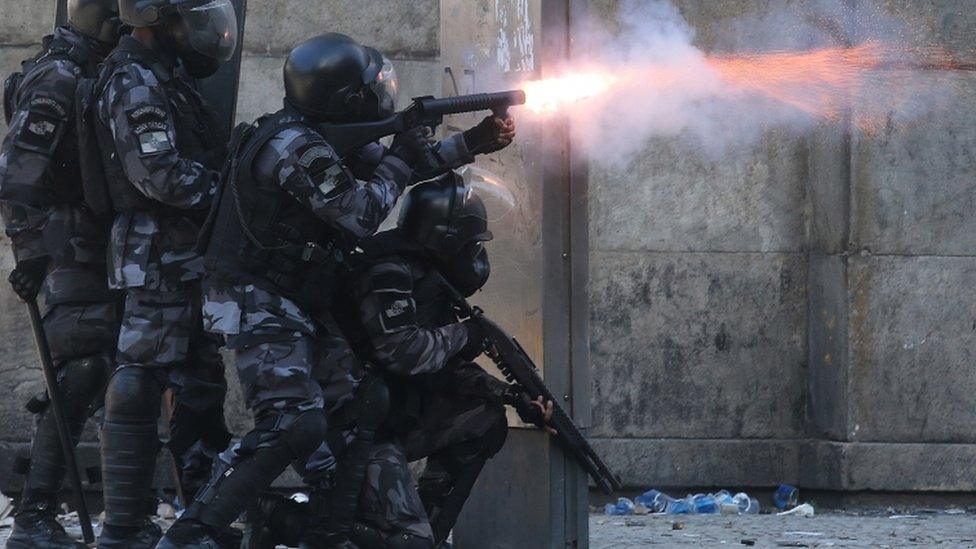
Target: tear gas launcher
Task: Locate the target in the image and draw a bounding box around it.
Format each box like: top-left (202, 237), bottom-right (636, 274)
top-left (439, 277), bottom-right (623, 495)
top-left (315, 90), bottom-right (526, 158)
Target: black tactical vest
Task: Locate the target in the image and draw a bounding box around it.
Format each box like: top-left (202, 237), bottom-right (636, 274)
top-left (202, 109), bottom-right (345, 312)
top-left (82, 37), bottom-right (222, 215)
top-left (2, 34), bottom-right (94, 206)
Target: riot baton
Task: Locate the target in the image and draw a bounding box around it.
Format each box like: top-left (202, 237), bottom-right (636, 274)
top-left (24, 298), bottom-right (95, 543)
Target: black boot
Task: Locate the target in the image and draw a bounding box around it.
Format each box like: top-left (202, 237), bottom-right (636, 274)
top-left (156, 519), bottom-right (222, 548)
top-left (242, 493), bottom-right (307, 549)
top-left (97, 521), bottom-right (163, 549)
top-left (7, 496), bottom-right (85, 549)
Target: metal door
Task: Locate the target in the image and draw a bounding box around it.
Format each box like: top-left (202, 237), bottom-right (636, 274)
top-left (441, 1), bottom-right (590, 547)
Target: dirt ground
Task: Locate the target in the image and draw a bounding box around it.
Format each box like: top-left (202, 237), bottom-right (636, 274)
top-left (3, 507), bottom-right (976, 547)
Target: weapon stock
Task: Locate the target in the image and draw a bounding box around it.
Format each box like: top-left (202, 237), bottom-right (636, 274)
top-left (315, 90), bottom-right (526, 158)
top-left (439, 278), bottom-right (623, 495)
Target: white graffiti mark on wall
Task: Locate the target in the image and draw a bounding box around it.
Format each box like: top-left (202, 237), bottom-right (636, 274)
top-left (495, 0), bottom-right (535, 73)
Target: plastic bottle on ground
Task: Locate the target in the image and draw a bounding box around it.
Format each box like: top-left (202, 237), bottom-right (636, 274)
top-left (604, 497), bottom-right (636, 516)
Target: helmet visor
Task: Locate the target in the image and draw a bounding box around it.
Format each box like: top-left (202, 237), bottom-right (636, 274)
top-left (177, 0), bottom-right (238, 62)
top-left (363, 48), bottom-right (398, 118)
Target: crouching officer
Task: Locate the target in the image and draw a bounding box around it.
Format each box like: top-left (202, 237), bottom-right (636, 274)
top-left (158, 32), bottom-right (518, 548)
top-left (333, 174), bottom-right (552, 549)
top-left (0, 2), bottom-right (124, 547)
top-left (86, 0), bottom-right (239, 546)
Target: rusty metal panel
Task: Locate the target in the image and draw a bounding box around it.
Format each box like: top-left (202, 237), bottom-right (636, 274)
top-left (443, 0), bottom-right (590, 547)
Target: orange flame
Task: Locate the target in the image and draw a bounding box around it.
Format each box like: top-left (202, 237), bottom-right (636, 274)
top-left (523, 72), bottom-right (618, 114)
top-left (521, 41), bottom-right (972, 133)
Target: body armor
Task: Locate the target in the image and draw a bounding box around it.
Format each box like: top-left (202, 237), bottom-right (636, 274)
top-left (81, 37), bottom-right (221, 216)
top-left (203, 110), bottom-right (344, 310)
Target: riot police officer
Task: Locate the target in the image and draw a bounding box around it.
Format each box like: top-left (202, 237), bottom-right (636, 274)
top-left (0, 2), bottom-right (123, 547)
top-left (87, 0), bottom-right (238, 546)
top-left (334, 174), bottom-right (552, 548)
top-left (157, 32), bottom-right (515, 548)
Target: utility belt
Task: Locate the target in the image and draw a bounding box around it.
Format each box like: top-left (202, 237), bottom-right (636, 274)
top-left (244, 238), bottom-right (345, 314)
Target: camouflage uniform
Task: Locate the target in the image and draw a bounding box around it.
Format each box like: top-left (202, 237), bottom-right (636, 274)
top-left (342, 230), bottom-right (510, 543)
top-left (0, 28), bottom-right (123, 537)
top-left (93, 35), bottom-right (229, 528)
top-left (201, 113), bottom-right (475, 485)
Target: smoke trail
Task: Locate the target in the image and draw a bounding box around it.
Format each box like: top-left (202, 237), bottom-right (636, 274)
top-left (521, 0), bottom-right (971, 166)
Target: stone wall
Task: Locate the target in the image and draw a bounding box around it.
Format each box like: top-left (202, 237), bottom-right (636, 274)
top-left (587, 0), bottom-right (976, 492)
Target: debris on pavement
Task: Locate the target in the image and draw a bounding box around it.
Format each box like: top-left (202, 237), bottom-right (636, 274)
top-left (777, 504), bottom-right (816, 517)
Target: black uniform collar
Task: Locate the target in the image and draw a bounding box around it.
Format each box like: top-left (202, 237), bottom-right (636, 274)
top-left (116, 35), bottom-right (178, 83)
top-left (45, 26), bottom-right (104, 66)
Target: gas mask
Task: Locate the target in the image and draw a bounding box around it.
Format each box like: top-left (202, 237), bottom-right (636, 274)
top-left (440, 241), bottom-right (491, 297)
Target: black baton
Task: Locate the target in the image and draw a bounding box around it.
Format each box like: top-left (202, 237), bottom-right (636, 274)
top-left (25, 298), bottom-right (95, 543)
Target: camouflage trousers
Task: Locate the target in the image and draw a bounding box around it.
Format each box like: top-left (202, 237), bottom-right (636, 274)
top-left (358, 389), bottom-right (508, 541)
top-left (114, 281), bottom-right (230, 493)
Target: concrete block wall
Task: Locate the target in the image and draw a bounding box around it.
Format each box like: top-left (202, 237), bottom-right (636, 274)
top-left (588, 0), bottom-right (976, 492)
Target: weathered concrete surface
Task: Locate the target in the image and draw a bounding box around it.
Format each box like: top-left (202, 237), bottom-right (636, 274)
top-left (800, 441), bottom-right (976, 492)
top-left (589, 251), bottom-right (807, 440)
top-left (846, 255), bottom-right (976, 443)
top-left (850, 74), bottom-right (976, 256)
top-left (0, 1), bottom-right (55, 45)
top-left (589, 132), bottom-right (809, 253)
top-left (591, 438), bottom-right (799, 489)
top-left (243, 0), bottom-right (439, 57)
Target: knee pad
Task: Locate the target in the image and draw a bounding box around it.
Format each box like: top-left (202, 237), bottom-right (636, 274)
top-left (282, 410), bottom-right (329, 461)
top-left (59, 354), bottom-right (111, 404)
top-left (104, 366), bottom-right (164, 423)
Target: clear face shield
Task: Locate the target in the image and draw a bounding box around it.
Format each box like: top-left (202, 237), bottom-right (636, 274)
top-left (176, 0), bottom-right (238, 63)
top-left (362, 48), bottom-right (399, 119)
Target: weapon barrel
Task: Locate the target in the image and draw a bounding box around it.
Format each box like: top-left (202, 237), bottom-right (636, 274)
top-left (418, 90), bottom-right (526, 117)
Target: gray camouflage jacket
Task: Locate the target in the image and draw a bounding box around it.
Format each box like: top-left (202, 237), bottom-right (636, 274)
top-left (0, 26), bottom-right (113, 303)
top-left (96, 36), bottom-right (219, 290)
top-left (203, 120), bottom-right (474, 341)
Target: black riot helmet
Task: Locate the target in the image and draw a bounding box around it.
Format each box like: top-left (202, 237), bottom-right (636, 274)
top-left (398, 172), bottom-right (494, 296)
top-left (284, 33), bottom-right (398, 122)
top-left (67, 0), bottom-right (124, 46)
top-left (120, 0), bottom-right (238, 78)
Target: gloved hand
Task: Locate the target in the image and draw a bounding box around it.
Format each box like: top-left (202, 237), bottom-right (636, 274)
top-left (506, 389), bottom-right (557, 434)
top-left (8, 257), bottom-right (48, 301)
top-left (389, 126), bottom-right (430, 167)
top-left (463, 115), bottom-right (516, 155)
top-left (457, 319), bottom-right (486, 361)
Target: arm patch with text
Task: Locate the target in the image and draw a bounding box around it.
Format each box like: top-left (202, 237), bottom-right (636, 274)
top-left (294, 141), bottom-right (347, 197)
top-left (126, 104), bottom-right (173, 156)
top-left (12, 97), bottom-right (67, 154)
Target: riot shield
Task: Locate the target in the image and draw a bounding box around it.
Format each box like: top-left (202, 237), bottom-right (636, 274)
top-left (196, 0), bottom-right (248, 144)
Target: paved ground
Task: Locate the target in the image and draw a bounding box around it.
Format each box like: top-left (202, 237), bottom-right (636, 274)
top-left (3, 508), bottom-right (976, 547)
top-left (589, 511), bottom-right (976, 548)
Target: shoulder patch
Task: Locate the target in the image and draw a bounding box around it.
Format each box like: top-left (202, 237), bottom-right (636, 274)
top-left (12, 102), bottom-right (65, 154)
top-left (293, 140), bottom-right (346, 196)
top-left (376, 292), bottom-right (416, 334)
top-left (126, 103), bottom-right (173, 156)
top-left (28, 96), bottom-right (67, 117)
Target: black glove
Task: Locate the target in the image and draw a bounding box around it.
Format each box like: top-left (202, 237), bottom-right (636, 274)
top-left (457, 319), bottom-right (486, 361)
top-left (8, 257), bottom-right (49, 301)
top-left (506, 388), bottom-right (548, 429)
top-left (389, 126), bottom-right (429, 167)
top-left (463, 115), bottom-right (513, 155)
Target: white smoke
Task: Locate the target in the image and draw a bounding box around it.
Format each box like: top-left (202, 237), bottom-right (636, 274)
top-left (524, 0), bottom-right (969, 167)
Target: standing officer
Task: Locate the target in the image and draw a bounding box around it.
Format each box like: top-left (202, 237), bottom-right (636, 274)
top-left (157, 32), bottom-right (517, 548)
top-left (87, 1), bottom-right (238, 546)
top-left (0, 2), bottom-right (123, 547)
